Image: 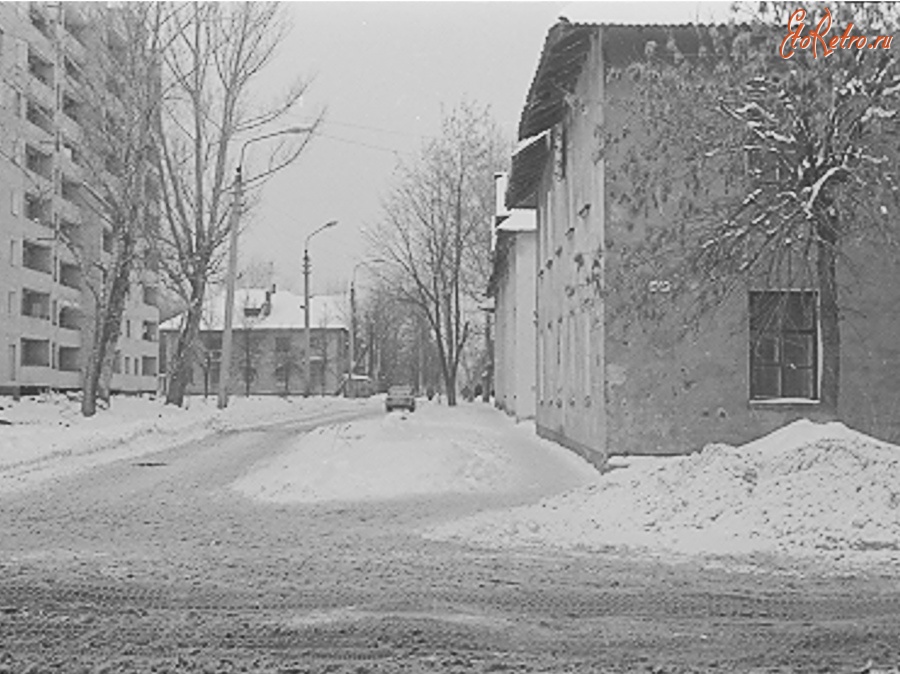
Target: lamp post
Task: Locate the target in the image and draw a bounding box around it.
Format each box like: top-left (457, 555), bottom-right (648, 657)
top-left (348, 261), bottom-right (368, 381)
top-left (218, 127), bottom-right (313, 410)
top-left (303, 220), bottom-right (338, 397)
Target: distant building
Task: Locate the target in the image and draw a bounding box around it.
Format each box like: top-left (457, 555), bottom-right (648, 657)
top-left (159, 287), bottom-right (349, 397)
top-left (0, 3), bottom-right (159, 396)
top-left (488, 172), bottom-right (536, 421)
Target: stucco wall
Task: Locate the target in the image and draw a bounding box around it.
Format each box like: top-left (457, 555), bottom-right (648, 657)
top-left (531, 26), bottom-right (900, 458)
top-left (534, 30), bottom-right (607, 467)
top-left (160, 327), bottom-right (348, 397)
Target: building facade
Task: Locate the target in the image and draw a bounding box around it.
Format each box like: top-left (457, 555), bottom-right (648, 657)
top-left (159, 288), bottom-right (350, 397)
top-left (506, 20), bottom-right (900, 465)
top-left (488, 172), bottom-right (536, 421)
top-left (0, 3), bottom-right (159, 395)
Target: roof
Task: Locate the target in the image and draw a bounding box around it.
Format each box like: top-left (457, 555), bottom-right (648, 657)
top-left (517, 20), bottom-right (729, 141)
top-left (509, 19), bottom-right (737, 209)
top-left (160, 289), bottom-right (349, 332)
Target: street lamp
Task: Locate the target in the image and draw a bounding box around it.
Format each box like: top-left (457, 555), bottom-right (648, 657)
top-left (303, 220), bottom-right (339, 397)
top-left (218, 126), bottom-right (314, 410)
top-left (348, 261), bottom-right (368, 381)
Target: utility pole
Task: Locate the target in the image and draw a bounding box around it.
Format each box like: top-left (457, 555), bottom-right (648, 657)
top-left (303, 248), bottom-right (311, 397)
top-left (217, 126), bottom-right (312, 409)
top-left (217, 167), bottom-right (242, 409)
top-left (303, 220), bottom-right (338, 397)
top-left (349, 279), bottom-right (356, 377)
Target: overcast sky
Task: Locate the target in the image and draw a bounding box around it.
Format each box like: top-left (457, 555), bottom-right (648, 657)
top-left (239, 1), bottom-right (738, 297)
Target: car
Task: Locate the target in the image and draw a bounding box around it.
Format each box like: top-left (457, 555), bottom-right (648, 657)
top-left (385, 385), bottom-right (416, 412)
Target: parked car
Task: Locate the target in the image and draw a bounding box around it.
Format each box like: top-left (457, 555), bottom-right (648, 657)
top-left (385, 385), bottom-right (416, 412)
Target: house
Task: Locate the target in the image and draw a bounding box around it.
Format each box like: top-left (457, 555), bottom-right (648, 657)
top-left (505, 19), bottom-right (900, 466)
top-left (488, 172), bottom-right (536, 421)
top-left (159, 287), bottom-right (349, 397)
top-left (0, 3), bottom-right (159, 397)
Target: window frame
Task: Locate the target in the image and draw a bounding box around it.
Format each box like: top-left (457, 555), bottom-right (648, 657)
top-left (748, 289), bottom-right (820, 403)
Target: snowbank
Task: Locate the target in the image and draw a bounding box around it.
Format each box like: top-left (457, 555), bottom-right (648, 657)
top-left (427, 419), bottom-right (900, 566)
top-left (0, 393), bottom-right (374, 494)
top-left (232, 402), bottom-right (597, 504)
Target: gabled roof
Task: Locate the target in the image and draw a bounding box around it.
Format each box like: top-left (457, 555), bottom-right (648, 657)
top-left (160, 289), bottom-right (348, 332)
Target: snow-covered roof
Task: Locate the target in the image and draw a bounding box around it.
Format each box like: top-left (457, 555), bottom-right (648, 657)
top-left (160, 288), bottom-right (348, 332)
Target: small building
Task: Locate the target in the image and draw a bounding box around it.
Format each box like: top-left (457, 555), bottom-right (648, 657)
top-left (159, 287), bottom-right (349, 397)
top-left (505, 19), bottom-right (900, 466)
top-left (488, 172), bottom-right (536, 421)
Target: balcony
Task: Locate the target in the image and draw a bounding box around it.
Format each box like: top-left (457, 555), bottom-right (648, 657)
top-left (58, 346), bottom-right (81, 372)
top-left (25, 192), bottom-right (53, 228)
top-left (28, 47), bottom-right (55, 89)
top-left (59, 219), bottom-right (82, 247)
top-left (64, 7), bottom-right (89, 48)
top-left (60, 176), bottom-right (81, 205)
top-left (30, 5), bottom-right (55, 41)
top-left (61, 92), bottom-right (83, 125)
top-left (59, 304), bottom-right (82, 331)
top-left (26, 99), bottom-right (54, 136)
top-left (22, 289), bottom-right (51, 321)
top-left (22, 240), bottom-right (53, 274)
top-left (64, 55), bottom-right (85, 87)
top-left (26, 144), bottom-right (53, 181)
top-left (21, 338), bottom-right (51, 368)
top-left (59, 261), bottom-right (81, 289)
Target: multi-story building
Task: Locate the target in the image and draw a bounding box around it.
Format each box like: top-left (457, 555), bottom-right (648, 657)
top-left (0, 3), bottom-right (159, 396)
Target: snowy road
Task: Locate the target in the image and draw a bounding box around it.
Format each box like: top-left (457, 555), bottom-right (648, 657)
top-left (1, 402), bottom-right (899, 673)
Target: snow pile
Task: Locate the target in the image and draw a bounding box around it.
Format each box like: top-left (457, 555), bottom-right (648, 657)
top-left (232, 403), bottom-right (597, 504)
top-left (0, 393), bottom-right (376, 494)
top-left (428, 420), bottom-right (900, 562)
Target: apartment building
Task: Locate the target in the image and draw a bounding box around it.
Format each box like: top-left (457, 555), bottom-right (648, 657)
top-left (0, 2), bottom-right (159, 396)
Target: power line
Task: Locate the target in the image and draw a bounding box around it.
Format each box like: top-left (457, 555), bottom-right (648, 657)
top-left (312, 130), bottom-right (414, 157)
top-left (321, 118), bottom-right (437, 140)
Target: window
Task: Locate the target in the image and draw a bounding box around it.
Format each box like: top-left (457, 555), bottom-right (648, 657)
top-left (749, 291), bottom-right (818, 400)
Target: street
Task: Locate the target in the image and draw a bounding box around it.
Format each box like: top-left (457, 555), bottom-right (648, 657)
top-left (1, 406), bottom-right (899, 673)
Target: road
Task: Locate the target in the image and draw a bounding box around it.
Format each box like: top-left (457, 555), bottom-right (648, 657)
top-left (1, 405), bottom-right (899, 673)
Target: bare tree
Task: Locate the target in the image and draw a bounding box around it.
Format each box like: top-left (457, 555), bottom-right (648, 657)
top-left (59, 4), bottom-right (165, 416)
top-left (152, 2), bottom-right (318, 406)
top-left (369, 102), bottom-right (506, 405)
top-left (602, 4), bottom-right (900, 413)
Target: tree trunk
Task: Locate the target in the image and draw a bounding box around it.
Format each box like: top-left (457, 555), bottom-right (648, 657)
top-left (166, 280), bottom-right (205, 406)
top-left (97, 253), bottom-right (133, 403)
top-left (816, 219), bottom-right (840, 415)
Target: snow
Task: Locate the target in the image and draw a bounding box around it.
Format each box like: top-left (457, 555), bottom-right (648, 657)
top-left (232, 402), bottom-right (597, 504)
top-left (427, 419), bottom-right (900, 569)
top-left (5, 392), bottom-right (900, 572)
top-left (0, 393), bottom-right (372, 494)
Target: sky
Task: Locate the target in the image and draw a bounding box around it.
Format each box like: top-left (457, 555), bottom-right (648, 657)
top-left (238, 1), bottom-right (739, 298)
